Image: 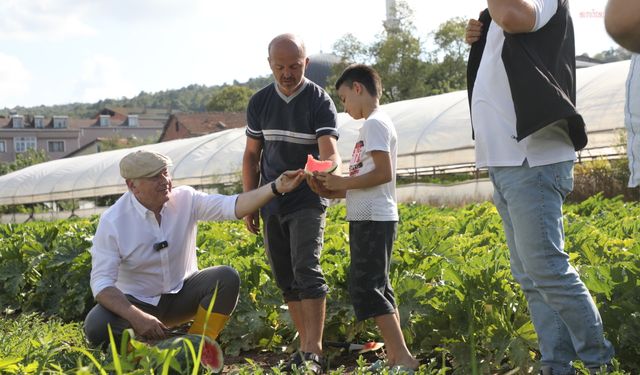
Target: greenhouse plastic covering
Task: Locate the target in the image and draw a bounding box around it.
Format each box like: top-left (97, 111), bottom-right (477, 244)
top-left (0, 60), bottom-right (629, 205)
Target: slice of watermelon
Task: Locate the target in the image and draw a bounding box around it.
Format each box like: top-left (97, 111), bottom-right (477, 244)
top-left (304, 154), bottom-right (337, 175)
top-left (154, 334), bottom-right (223, 373)
top-left (200, 336), bottom-right (224, 373)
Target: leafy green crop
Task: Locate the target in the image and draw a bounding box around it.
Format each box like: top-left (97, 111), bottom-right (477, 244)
top-left (0, 195), bottom-right (638, 373)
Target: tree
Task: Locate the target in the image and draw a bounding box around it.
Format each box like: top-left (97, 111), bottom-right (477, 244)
top-left (0, 148), bottom-right (49, 176)
top-left (206, 85), bottom-right (255, 112)
top-left (99, 135), bottom-right (156, 152)
top-left (373, 29), bottom-right (431, 103)
top-left (327, 1), bottom-right (468, 108)
top-left (424, 17), bottom-right (470, 94)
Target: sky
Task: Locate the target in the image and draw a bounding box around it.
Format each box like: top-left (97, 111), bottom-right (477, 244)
top-left (0, 0), bottom-right (619, 109)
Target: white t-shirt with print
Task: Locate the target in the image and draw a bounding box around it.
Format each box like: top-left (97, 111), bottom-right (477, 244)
top-left (345, 108), bottom-right (398, 222)
top-left (471, 0), bottom-right (576, 168)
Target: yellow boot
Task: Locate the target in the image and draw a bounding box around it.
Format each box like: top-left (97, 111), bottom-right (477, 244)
top-left (187, 306), bottom-right (229, 340)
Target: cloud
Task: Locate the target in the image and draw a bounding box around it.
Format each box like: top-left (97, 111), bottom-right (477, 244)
top-left (0, 0), bottom-right (95, 40)
top-left (0, 0), bottom-right (202, 41)
top-left (73, 54), bottom-right (137, 102)
top-left (0, 53), bottom-right (32, 107)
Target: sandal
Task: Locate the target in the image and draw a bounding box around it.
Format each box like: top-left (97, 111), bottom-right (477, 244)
top-left (282, 351), bottom-right (305, 373)
top-left (282, 351), bottom-right (324, 374)
top-left (301, 352), bottom-right (324, 374)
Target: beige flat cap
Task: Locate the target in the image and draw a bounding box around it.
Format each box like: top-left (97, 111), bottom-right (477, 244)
top-left (119, 150), bottom-right (173, 179)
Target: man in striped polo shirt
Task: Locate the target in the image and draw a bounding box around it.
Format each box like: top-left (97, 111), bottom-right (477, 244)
top-left (242, 33), bottom-right (341, 374)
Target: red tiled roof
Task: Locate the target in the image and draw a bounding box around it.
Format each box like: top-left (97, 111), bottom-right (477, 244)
top-left (160, 112), bottom-right (246, 140)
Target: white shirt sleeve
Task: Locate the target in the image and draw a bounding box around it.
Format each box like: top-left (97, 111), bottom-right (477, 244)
top-left (531, 0), bottom-right (558, 31)
top-left (363, 119), bottom-right (391, 153)
top-left (89, 218), bottom-right (121, 297)
top-left (191, 188), bottom-right (239, 221)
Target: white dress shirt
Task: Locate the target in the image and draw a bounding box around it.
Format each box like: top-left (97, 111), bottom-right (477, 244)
top-left (89, 186), bottom-right (238, 306)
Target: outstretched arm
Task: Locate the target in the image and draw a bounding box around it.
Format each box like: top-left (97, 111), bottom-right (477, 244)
top-left (605, 0), bottom-right (640, 52)
top-left (234, 169), bottom-right (306, 219)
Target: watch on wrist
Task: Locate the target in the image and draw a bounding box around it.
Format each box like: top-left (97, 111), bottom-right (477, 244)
top-left (271, 181), bottom-right (284, 196)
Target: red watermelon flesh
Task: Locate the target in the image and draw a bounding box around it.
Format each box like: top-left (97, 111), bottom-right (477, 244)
top-left (304, 154), bottom-right (337, 175)
top-left (200, 336), bottom-right (224, 373)
top-left (154, 334), bottom-right (223, 373)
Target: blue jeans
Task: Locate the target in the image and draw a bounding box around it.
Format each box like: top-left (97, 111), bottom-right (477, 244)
top-left (489, 160), bottom-right (614, 373)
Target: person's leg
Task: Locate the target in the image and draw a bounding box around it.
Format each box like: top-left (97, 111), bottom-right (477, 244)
top-left (349, 221), bottom-right (417, 369)
top-left (83, 297), bottom-right (158, 347)
top-left (490, 161), bottom-right (614, 372)
top-left (374, 313), bottom-right (418, 368)
top-left (287, 301), bottom-right (306, 345)
top-left (300, 297), bottom-right (326, 355)
top-left (287, 208), bottom-right (329, 357)
top-left (263, 213), bottom-right (306, 347)
top-left (84, 304), bottom-right (133, 347)
top-left (625, 116), bottom-right (640, 188)
top-left (158, 265), bottom-right (240, 340)
top-left (491, 168), bottom-right (577, 374)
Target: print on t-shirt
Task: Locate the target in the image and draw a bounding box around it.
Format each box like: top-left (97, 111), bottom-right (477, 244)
top-left (349, 141), bottom-right (364, 176)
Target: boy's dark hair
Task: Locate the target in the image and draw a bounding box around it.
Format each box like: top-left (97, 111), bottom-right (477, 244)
top-left (335, 64), bottom-right (382, 99)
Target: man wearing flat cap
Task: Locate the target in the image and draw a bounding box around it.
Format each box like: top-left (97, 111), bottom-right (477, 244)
top-left (84, 149), bottom-right (305, 347)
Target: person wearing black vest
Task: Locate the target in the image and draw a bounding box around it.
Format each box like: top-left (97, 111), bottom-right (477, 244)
top-left (465, 1), bottom-right (615, 374)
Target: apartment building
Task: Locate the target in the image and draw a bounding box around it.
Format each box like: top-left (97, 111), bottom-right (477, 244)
top-left (0, 107), bottom-right (168, 163)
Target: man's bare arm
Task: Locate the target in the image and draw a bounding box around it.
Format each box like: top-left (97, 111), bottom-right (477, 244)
top-left (605, 0), bottom-right (640, 52)
top-left (95, 286), bottom-right (168, 340)
top-left (487, 0), bottom-right (536, 34)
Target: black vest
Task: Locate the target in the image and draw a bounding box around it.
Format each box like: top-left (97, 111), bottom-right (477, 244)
top-left (466, 0), bottom-right (587, 151)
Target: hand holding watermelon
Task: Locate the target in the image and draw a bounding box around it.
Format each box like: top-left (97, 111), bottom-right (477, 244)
top-left (314, 170), bottom-right (347, 191)
top-left (304, 155), bottom-right (346, 198)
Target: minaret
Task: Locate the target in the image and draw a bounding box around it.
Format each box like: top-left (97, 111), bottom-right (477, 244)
top-left (384, 0), bottom-right (400, 31)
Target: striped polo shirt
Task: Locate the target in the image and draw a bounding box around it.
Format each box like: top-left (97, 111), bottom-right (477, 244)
top-left (246, 78), bottom-right (339, 215)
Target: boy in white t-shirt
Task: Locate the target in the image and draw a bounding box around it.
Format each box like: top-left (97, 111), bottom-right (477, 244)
top-left (314, 64), bottom-right (419, 373)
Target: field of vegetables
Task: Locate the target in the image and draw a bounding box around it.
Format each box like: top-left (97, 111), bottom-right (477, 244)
top-left (0, 195), bottom-right (638, 374)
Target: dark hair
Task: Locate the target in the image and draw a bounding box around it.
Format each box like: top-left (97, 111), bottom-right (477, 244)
top-left (334, 64), bottom-right (382, 99)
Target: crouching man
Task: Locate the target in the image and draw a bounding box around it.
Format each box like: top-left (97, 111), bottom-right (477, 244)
top-left (84, 149), bottom-right (304, 346)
